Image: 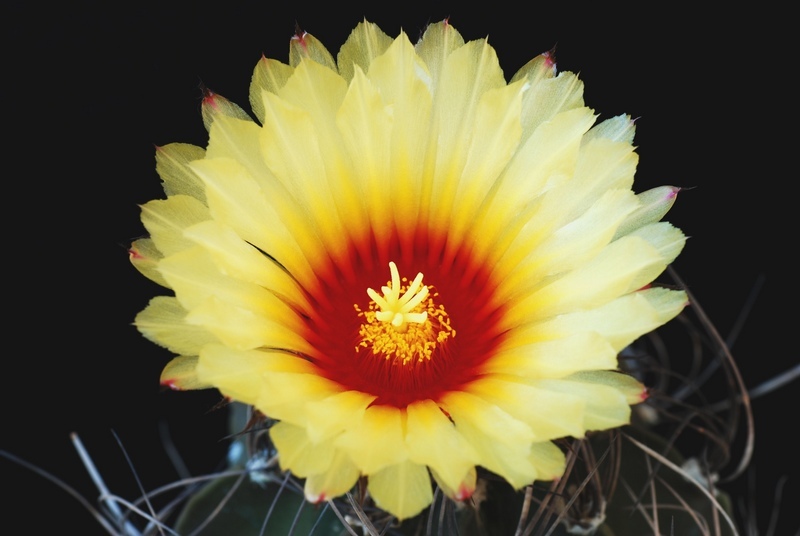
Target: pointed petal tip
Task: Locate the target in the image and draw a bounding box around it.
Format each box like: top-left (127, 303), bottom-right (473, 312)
top-left (160, 379), bottom-right (183, 391)
top-left (453, 482), bottom-right (475, 501)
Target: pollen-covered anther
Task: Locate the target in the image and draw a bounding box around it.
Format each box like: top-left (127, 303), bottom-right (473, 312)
top-left (356, 262), bottom-right (455, 365)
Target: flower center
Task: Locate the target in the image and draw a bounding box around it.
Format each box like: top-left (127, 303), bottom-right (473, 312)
top-left (355, 262), bottom-right (455, 365)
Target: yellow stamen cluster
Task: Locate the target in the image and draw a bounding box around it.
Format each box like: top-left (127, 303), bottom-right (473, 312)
top-left (355, 262), bottom-right (455, 365)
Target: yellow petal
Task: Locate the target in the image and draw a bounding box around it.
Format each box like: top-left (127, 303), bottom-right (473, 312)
top-left (135, 296), bottom-right (218, 355)
top-left (289, 30), bottom-right (337, 71)
top-left (304, 449), bottom-right (361, 503)
top-left (430, 465), bottom-right (477, 501)
top-left (183, 220), bottom-right (309, 311)
top-left (201, 91), bottom-right (252, 133)
top-left (528, 441), bottom-right (566, 481)
top-left (441, 391), bottom-right (537, 488)
top-left (156, 247), bottom-right (302, 330)
top-left (585, 113), bottom-right (636, 144)
top-left (405, 399), bottom-right (479, 493)
top-left (521, 287), bottom-right (688, 352)
top-left (334, 405), bottom-right (408, 474)
top-left (465, 377), bottom-right (587, 441)
top-left (249, 56), bottom-right (293, 124)
top-left (534, 376), bottom-right (635, 431)
top-left (186, 295), bottom-right (312, 353)
top-left (129, 238), bottom-right (167, 287)
top-left (155, 143), bottom-right (207, 201)
top-left (270, 421), bottom-right (334, 477)
top-left (368, 460), bottom-right (433, 521)
top-left (567, 370), bottom-right (647, 405)
top-left (336, 19), bottom-right (393, 82)
top-left (515, 67), bottom-right (585, 141)
top-left (196, 345), bottom-right (316, 407)
top-left (488, 332), bottom-right (618, 379)
top-left (414, 20), bottom-right (465, 89)
top-left (258, 89), bottom-right (350, 260)
top-left (160, 355), bottom-right (211, 391)
top-left (139, 195), bottom-right (209, 257)
top-left (471, 107), bottom-right (596, 263)
top-left (615, 186), bottom-right (680, 239)
top-left (366, 34), bottom-right (433, 234)
top-left (503, 234), bottom-right (667, 327)
top-left (446, 80), bottom-right (526, 256)
top-left (423, 38), bottom-right (506, 230)
top-left (256, 371), bottom-right (340, 427)
top-left (305, 390), bottom-right (376, 443)
top-left (622, 222), bottom-right (686, 292)
top-left (189, 157), bottom-right (316, 282)
top-left (335, 67), bottom-right (390, 243)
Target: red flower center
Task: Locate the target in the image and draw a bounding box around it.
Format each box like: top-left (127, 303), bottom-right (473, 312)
top-left (300, 229), bottom-right (508, 408)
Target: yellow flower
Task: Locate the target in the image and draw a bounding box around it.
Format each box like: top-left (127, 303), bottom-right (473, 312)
top-left (130, 19), bottom-right (688, 521)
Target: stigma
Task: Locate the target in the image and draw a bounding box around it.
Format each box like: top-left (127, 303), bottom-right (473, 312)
top-left (366, 262), bottom-right (429, 333)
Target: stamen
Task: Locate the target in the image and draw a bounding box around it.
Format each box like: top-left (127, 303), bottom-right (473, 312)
top-left (355, 262), bottom-right (455, 365)
top-left (367, 262), bottom-right (428, 333)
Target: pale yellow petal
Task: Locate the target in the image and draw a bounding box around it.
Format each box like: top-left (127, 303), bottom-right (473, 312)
top-left (516, 71), bottom-right (585, 141)
top-left (204, 113), bottom-right (325, 269)
top-left (465, 377), bottom-right (587, 441)
top-left (509, 50), bottom-right (556, 86)
top-left (430, 465), bottom-right (477, 501)
top-left (183, 220), bottom-right (309, 310)
top-left (471, 107), bottom-right (596, 263)
top-left (334, 405), bottom-right (408, 474)
top-left (528, 441), bottom-right (566, 481)
top-left (585, 113), bottom-right (636, 144)
top-left (572, 136), bottom-right (638, 201)
top-left (304, 449), bottom-right (361, 503)
top-left (337, 19), bottom-right (393, 82)
top-left (502, 234), bottom-right (666, 327)
top-left (423, 38), bottom-right (506, 230)
top-left (155, 143), bottom-right (207, 201)
top-left (446, 80), bottom-right (525, 256)
top-left (366, 34), bottom-right (433, 234)
top-left (495, 188), bottom-right (639, 298)
top-left (289, 31), bottom-right (337, 71)
top-left (622, 222), bottom-right (686, 292)
top-left (516, 287), bottom-right (689, 352)
top-left (249, 56), bottom-right (293, 124)
top-left (201, 91), bottom-right (252, 133)
top-left (196, 345), bottom-right (316, 406)
top-left (414, 20), bottom-right (465, 90)
top-left (305, 390), bottom-right (376, 443)
top-left (135, 296), bottom-right (218, 355)
top-left (189, 157), bottom-right (316, 282)
top-left (614, 186), bottom-right (680, 239)
top-left (270, 421), bottom-right (334, 476)
top-left (258, 90), bottom-right (349, 260)
top-left (139, 195), bottom-right (209, 256)
top-left (129, 238), bottom-right (168, 287)
top-left (335, 67), bottom-right (390, 243)
top-left (488, 332), bottom-right (618, 379)
top-left (405, 399), bottom-right (479, 493)
top-left (534, 377), bottom-right (634, 431)
top-left (157, 248), bottom-right (303, 331)
top-left (440, 391), bottom-right (537, 488)
top-left (186, 295), bottom-right (313, 353)
top-left (256, 371), bottom-right (340, 427)
top-left (567, 370), bottom-right (647, 405)
top-left (160, 355), bottom-right (211, 391)
top-left (368, 460), bottom-right (433, 521)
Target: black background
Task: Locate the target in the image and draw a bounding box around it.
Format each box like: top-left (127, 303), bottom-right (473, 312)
top-left (5, 2), bottom-right (797, 534)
